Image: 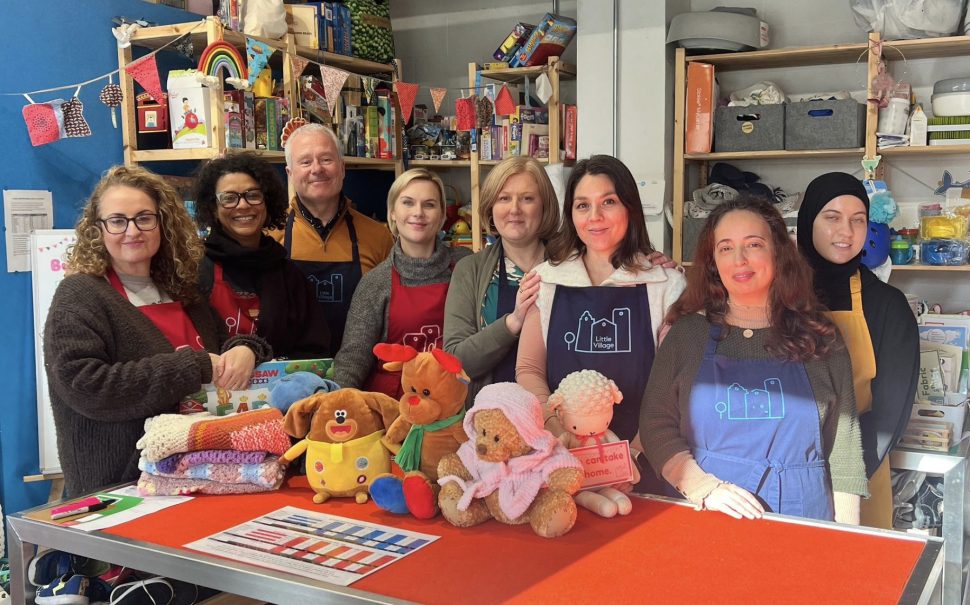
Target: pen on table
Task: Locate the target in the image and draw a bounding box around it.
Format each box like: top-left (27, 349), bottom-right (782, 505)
top-left (50, 500), bottom-right (112, 520)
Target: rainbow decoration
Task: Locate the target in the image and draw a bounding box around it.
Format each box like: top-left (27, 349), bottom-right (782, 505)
top-left (197, 41), bottom-right (249, 90)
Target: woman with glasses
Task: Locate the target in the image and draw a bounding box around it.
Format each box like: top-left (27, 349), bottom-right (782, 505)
top-left (194, 153), bottom-right (331, 358)
top-left (44, 165), bottom-right (272, 497)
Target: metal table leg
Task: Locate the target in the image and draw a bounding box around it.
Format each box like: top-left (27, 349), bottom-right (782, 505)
top-left (942, 455), bottom-right (966, 604)
top-left (6, 516), bottom-right (35, 605)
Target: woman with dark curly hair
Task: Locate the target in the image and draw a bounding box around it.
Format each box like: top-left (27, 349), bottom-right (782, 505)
top-left (194, 152), bottom-right (330, 358)
top-left (45, 165), bottom-right (272, 497)
top-left (640, 194), bottom-right (867, 524)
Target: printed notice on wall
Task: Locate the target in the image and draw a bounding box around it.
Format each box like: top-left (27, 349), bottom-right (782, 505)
top-left (3, 189), bottom-right (53, 272)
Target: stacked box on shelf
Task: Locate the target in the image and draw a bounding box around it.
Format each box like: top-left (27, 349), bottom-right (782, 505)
top-left (225, 90), bottom-right (256, 149)
top-left (928, 115), bottom-right (970, 146)
top-left (785, 99), bottom-right (865, 150)
top-left (713, 104), bottom-right (785, 152)
top-left (511, 14), bottom-right (577, 68)
top-left (493, 22), bottom-right (535, 63)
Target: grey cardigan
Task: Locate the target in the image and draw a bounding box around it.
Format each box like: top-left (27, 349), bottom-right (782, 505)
top-left (443, 243), bottom-right (520, 408)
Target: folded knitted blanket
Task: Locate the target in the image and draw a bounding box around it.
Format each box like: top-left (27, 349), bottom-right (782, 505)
top-left (136, 408), bottom-right (290, 462)
top-left (139, 455), bottom-right (284, 489)
top-left (136, 472), bottom-right (283, 496)
top-left (156, 450), bottom-right (267, 474)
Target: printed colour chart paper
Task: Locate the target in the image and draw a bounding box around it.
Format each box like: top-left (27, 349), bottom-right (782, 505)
top-left (185, 506), bottom-right (439, 585)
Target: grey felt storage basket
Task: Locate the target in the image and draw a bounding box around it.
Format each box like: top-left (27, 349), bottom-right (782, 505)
top-left (713, 104), bottom-right (785, 152)
top-left (785, 100), bottom-right (866, 150)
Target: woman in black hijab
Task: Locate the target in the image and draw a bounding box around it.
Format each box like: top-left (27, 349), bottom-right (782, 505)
top-left (797, 172), bottom-right (918, 528)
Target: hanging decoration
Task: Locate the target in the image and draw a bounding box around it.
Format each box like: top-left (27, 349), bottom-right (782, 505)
top-left (246, 38), bottom-right (275, 87)
top-left (281, 117), bottom-right (309, 148)
top-left (124, 54), bottom-right (165, 103)
top-left (494, 84), bottom-right (515, 116)
top-left (61, 90), bottom-right (92, 138)
top-left (99, 75), bottom-right (123, 129)
top-left (197, 40), bottom-right (249, 90)
top-left (290, 55), bottom-right (310, 79)
top-left (174, 37), bottom-right (194, 60)
top-left (476, 95), bottom-right (494, 130)
top-left (456, 95), bottom-right (477, 131)
top-left (22, 95), bottom-right (66, 147)
top-left (319, 65), bottom-right (349, 115)
top-left (430, 87), bottom-right (447, 113)
top-left (535, 73), bottom-right (553, 104)
top-left (111, 22), bottom-right (141, 49)
top-left (393, 81), bottom-right (419, 124)
top-left (361, 76), bottom-right (378, 105)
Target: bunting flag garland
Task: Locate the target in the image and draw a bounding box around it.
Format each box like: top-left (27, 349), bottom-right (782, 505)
top-left (430, 87), bottom-right (447, 113)
top-left (476, 95), bottom-right (494, 130)
top-left (99, 76), bottom-right (123, 129)
top-left (361, 76), bottom-right (377, 105)
top-left (246, 37), bottom-right (275, 87)
top-left (22, 95), bottom-right (66, 147)
top-left (124, 54), bottom-right (165, 102)
top-left (61, 96), bottom-right (92, 138)
top-left (455, 95), bottom-right (476, 131)
top-left (290, 55), bottom-right (310, 79)
top-left (393, 81), bottom-right (419, 124)
top-left (494, 84), bottom-right (515, 116)
top-left (319, 65), bottom-right (349, 115)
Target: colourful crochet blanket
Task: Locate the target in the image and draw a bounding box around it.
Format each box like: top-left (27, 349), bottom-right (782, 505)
top-left (156, 450), bottom-right (267, 474)
top-left (136, 472), bottom-right (283, 496)
top-left (139, 455), bottom-right (284, 489)
top-left (136, 408), bottom-right (290, 462)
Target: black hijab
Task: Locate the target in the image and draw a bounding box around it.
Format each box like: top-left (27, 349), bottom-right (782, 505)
top-left (796, 172), bottom-right (869, 311)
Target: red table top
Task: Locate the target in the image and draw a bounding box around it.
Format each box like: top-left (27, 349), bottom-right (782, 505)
top-left (105, 477), bottom-right (926, 604)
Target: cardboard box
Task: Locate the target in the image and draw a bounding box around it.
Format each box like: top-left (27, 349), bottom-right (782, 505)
top-left (493, 22), bottom-right (535, 62)
top-left (167, 69), bottom-right (211, 149)
top-left (225, 90), bottom-right (256, 149)
top-left (285, 4), bottom-right (322, 49)
top-left (685, 62), bottom-right (715, 154)
top-left (512, 14), bottom-right (576, 68)
top-left (224, 103), bottom-right (244, 148)
top-left (908, 395), bottom-right (968, 448)
top-left (785, 99), bottom-right (865, 150)
top-left (179, 358), bottom-right (334, 416)
top-left (714, 103), bottom-right (785, 152)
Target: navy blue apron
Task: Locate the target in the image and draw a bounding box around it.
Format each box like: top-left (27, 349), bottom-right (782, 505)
top-left (492, 243), bottom-right (519, 383)
top-left (284, 210), bottom-right (362, 350)
top-left (546, 283), bottom-right (653, 443)
top-left (687, 324), bottom-right (835, 520)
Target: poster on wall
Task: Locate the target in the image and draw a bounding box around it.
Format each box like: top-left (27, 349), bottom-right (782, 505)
top-left (31, 229), bottom-right (75, 474)
top-left (4, 190), bottom-right (53, 272)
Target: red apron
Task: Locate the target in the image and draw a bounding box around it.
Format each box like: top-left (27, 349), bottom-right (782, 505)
top-left (363, 267), bottom-right (450, 398)
top-left (208, 262), bottom-right (260, 337)
top-left (107, 269), bottom-right (204, 351)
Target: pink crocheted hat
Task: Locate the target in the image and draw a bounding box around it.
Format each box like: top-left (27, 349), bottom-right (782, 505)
top-left (463, 382), bottom-right (554, 453)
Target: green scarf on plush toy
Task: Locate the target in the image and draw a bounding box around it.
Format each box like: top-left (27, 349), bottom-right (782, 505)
top-left (395, 409), bottom-right (466, 472)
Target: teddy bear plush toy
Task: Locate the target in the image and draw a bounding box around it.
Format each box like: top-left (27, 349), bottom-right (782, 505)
top-left (369, 343), bottom-right (469, 519)
top-left (280, 389), bottom-right (399, 504)
top-left (549, 369), bottom-right (634, 518)
top-left (437, 382), bottom-right (584, 538)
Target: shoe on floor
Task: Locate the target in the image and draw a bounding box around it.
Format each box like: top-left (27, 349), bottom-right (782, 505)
top-left (35, 573), bottom-right (89, 605)
top-left (109, 577), bottom-right (174, 605)
top-left (28, 551), bottom-right (73, 588)
top-left (86, 577), bottom-right (112, 605)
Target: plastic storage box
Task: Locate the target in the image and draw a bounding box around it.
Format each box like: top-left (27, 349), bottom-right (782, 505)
top-left (785, 99), bottom-right (865, 150)
top-left (713, 104), bottom-right (785, 152)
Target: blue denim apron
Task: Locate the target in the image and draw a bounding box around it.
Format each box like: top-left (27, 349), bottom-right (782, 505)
top-left (546, 283), bottom-right (652, 442)
top-left (688, 324), bottom-right (835, 520)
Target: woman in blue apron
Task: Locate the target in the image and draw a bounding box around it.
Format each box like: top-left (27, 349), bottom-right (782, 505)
top-left (516, 155), bottom-right (686, 491)
top-left (640, 195), bottom-right (868, 523)
top-left (443, 157), bottom-right (561, 408)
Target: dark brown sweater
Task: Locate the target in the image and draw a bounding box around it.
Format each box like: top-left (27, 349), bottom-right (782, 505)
top-left (43, 273), bottom-right (270, 497)
top-left (639, 313), bottom-right (868, 497)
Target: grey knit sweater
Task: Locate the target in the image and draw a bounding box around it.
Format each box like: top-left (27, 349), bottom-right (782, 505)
top-left (44, 273), bottom-right (272, 497)
top-left (333, 240), bottom-right (470, 388)
top-left (640, 313), bottom-right (868, 497)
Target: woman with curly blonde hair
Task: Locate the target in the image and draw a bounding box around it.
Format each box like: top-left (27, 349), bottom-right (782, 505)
top-left (45, 165), bottom-right (272, 497)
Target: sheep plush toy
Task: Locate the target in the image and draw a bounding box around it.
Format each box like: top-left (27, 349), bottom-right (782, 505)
top-left (548, 370), bottom-right (633, 518)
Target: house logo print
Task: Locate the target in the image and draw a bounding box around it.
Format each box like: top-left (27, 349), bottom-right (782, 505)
top-left (714, 378), bottom-right (786, 420)
top-left (563, 308), bottom-right (631, 353)
top-left (308, 273), bottom-right (343, 303)
top-left (402, 324), bottom-right (442, 352)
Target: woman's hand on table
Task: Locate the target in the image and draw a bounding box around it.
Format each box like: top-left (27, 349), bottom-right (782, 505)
top-left (702, 482), bottom-right (764, 520)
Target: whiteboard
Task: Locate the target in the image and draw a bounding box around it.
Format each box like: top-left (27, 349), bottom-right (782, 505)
top-left (31, 229), bottom-right (76, 474)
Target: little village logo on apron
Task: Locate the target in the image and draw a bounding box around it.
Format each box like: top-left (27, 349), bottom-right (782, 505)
top-left (308, 273), bottom-right (344, 303)
top-left (714, 378), bottom-right (787, 421)
top-left (563, 308), bottom-right (632, 354)
top-left (403, 324), bottom-right (443, 352)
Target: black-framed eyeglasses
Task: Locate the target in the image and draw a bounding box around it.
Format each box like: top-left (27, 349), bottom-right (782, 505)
top-left (98, 213), bottom-right (159, 234)
top-left (216, 189), bottom-right (265, 208)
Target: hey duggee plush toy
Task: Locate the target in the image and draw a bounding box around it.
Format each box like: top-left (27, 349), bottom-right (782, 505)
top-left (437, 382), bottom-right (583, 538)
top-left (369, 343), bottom-right (469, 519)
top-left (549, 370), bottom-right (634, 518)
top-left (280, 389), bottom-right (399, 504)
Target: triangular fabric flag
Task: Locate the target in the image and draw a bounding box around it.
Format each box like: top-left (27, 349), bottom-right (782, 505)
top-left (361, 76), bottom-right (377, 104)
top-left (494, 84), bottom-right (515, 116)
top-left (246, 37), bottom-right (275, 87)
top-left (290, 55), bottom-right (310, 79)
top-left (536, 73), bottom-right (553, 104)
top-left (319, 65), bottom-right (349, 115)
top-left (124, 54), bottom-right (164, 102)
top-left (455, 95), bottom-right (476, 131)
top-left (393, 81), bottom-right (419, 124)
top-left (476, 95), bottom-right (494, 129)
top-left (430, 87), bottom-right (447, 113)
top-left (61, 97), bottom-right (92, 138)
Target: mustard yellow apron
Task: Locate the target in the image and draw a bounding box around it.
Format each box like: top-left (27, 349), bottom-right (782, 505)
top-left (828, 272), bottom-right (891, 528)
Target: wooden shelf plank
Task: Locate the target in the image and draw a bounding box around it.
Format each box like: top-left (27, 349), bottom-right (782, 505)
top-left (890, 264), bottom-right (970, 272)
top-left (294, 48), bottom-right (396, 74)
top-left (881, 144), bottom-right (970, 156)
top-left (343, 157), bottom-right (398, 170)
top-left (684, 148), bottom-right (865, 161)
top-left (685, 42), bottom-right (868, 71)
top-left (130, 148), bottom-right (286, 162)
top-left (478, 63), bottom-right (576, 82)
top-left (409, 160), bottom-right (472, 168)
top-left (881, 35), bottom-right (970, 61)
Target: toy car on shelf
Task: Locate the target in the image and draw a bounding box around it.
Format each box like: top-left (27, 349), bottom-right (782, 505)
top-left (440, 144), bottom-right (458, 160)
top-left (411, 144), bottom-right (430, 160)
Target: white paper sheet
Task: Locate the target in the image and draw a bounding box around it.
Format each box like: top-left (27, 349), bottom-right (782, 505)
top-left (3, 189), bottom-right (53, 272)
